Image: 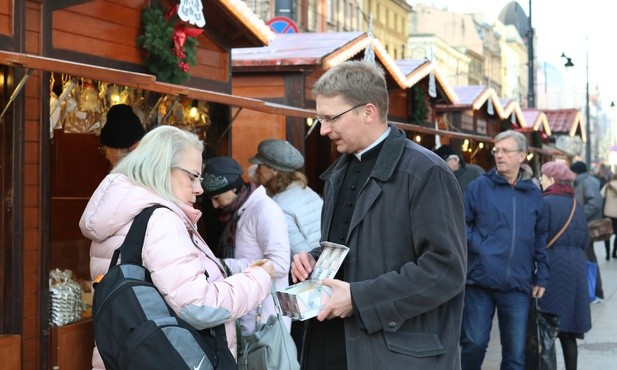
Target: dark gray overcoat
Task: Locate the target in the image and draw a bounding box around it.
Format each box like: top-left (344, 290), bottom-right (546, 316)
top-left (309, 126), bottom-right (467, 369)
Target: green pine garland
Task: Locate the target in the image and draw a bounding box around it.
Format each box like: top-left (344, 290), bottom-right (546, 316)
top-left (411, 85), bottom-right (429, 124)
top-left (137, 7), bottom-right (198, 84)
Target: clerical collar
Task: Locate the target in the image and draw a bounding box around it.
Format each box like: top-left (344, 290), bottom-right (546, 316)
top-left (354, 128), bottom-right (390, 161)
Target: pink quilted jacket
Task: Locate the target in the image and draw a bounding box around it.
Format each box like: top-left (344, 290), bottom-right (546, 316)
top-left (80, 174), bottom-right (271, 370)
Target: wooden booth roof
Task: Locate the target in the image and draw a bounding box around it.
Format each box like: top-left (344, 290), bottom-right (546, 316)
top-left (435, 85), bottom-right (505, 118)
top-left (500, 99), bottom-right (528, 128)
top-left (206, 0), bottom-right (275, 47)
top-left (232, 32), bottom-right (366, 69)
top-left (395, 59), bottom-right (458, 104)
top-left (523, 109), bottom-right (551, 136)
top-left (543, 108), bottom-right (585, 140)
top-left (231, 32), bottom-right (407, 88)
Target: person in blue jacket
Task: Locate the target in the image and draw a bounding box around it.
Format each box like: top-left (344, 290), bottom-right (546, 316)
top-left (461, 130), bottom-right (549, 370)
top-left (539, 161), bottom-right (591, 370)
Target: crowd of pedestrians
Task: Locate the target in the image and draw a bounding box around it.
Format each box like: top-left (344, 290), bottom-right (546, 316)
top-left (81, 61), bottom-right (605, 370)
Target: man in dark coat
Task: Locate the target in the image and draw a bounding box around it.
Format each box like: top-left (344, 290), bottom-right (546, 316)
top-left (434, 144), bottom-right (484, 193)
top-left (571, 160), bottom-right (605, 302)
top-left (290, 61), bottom-right (467, 369)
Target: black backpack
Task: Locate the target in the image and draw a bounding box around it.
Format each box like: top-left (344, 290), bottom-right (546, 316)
top-left (92, 205), bottom-right (236, 370)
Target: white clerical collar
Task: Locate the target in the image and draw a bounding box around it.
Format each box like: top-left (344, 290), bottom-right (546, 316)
top-left (354, 127), bottom-right (390, 161)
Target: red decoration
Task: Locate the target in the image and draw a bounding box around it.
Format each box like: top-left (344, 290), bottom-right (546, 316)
top-left (166, 4), bottom-right (204, 72)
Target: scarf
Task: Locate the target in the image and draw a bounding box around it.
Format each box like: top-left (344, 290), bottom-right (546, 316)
top-left (218, 183), bottom-right (257, 259)
top-left (543, 182), bottom-right (574, 197)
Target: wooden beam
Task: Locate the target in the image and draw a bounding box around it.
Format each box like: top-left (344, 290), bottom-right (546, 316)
top-left (0, 50), bottom-right (316, 118)
top-left (392, 121), bottom-right (494, 142)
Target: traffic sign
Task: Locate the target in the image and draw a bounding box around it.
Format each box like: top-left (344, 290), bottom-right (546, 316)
top-left (266, 16), bottom-right (299, 34)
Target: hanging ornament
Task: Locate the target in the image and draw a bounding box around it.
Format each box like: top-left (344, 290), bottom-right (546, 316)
top-left (177, 0), bottom-right (206, 27)
top-left (137, 3), bottom-right (204, 84)
top-left (428, 71), bottom-right (437, 98)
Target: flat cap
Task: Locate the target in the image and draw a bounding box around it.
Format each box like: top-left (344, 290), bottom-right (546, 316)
top-left (249, 139), bottom-right (304, 172)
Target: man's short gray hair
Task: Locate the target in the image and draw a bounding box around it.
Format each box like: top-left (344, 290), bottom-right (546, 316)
top-left (494, 130), bottom-right (528, 153)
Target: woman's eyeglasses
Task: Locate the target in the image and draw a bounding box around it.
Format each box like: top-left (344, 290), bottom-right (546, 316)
top-left (174, 167), bottom-right (204, 187)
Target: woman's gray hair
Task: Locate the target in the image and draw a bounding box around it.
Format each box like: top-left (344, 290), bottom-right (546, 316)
top-left (494, 130), bottom-right (528, 153)
top-left (312, 61), bottom-right (389, 122)
top-left (112, 125), bottom-right (203, 202)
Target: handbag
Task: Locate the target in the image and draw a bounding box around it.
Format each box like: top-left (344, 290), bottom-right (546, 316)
top-left (546, 199), bottom-right (576, 249)
top-left (525, 298), bottom-right (559, 370)
top-left (587, 261), bottom-right (598, 302)
top-left (238, 282), bottom-right (300, 370)
top-left (587, 217), bottom-right (613, 242)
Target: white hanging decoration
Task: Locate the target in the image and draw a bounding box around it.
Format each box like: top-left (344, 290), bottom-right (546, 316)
top-left (178, 0), bottom-right (206, 28)
top-left (428, 71), bottom-right (437, 98)
top-left (428, 46), bottom-right (436, 97)
top-left (363, 13), bottom-right (375, 64)
top-left (487, 96), bottom-right (495, 115)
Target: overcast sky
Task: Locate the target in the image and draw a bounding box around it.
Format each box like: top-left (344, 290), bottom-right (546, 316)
top-left (410, 1), bottom-right (616, 109)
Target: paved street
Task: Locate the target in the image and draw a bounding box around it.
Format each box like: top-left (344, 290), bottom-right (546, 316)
top-left (482, 240), bottom-right (617, 369)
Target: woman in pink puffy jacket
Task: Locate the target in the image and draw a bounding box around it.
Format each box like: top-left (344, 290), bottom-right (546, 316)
top-left (80, 125), bottom-right (274, 370)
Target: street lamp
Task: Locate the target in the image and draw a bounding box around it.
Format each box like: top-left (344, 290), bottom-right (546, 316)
top-left (562, 49), bottom-right (591, 167)
top-left (527, 0), bottom-right (535, 108)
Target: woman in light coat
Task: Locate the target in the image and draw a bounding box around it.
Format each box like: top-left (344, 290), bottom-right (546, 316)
top-left (249, 139), bottom-right (322, 257)
top-left (249, 138), bottom-right (323, 351)
top-left (81, 126), bottom-right (274, 370)
top-left (202, 156), bottom-right (291, 335)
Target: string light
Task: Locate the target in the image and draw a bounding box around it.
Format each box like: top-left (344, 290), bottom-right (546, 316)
top-left (188, 99), bottom-right (199, 120)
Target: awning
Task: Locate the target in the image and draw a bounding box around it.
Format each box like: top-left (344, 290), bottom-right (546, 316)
top-left (392, 120), bottom-right (494, 142)
top-left (0, 50), bottom-right (315, 119)
top-left (528, 145), bottom-right (569, 157)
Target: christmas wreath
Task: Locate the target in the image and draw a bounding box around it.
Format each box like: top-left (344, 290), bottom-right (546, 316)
top-left (137, 5), bottom-right (203, 84)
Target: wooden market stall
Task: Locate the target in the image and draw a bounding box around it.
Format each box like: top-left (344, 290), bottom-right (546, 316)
top-left (231, 31), bottom-right (409, 192)
top-left (435, 85), bottom-right (506, 170)
top-left (0, 1), bottom-right (311, 369)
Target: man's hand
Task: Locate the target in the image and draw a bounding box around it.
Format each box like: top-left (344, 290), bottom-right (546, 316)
top-left (532, 285), bottom-right (545, 298)
top-left (291, 252), bottom-right (315, 283)
top-left (317, 278), bottom-right (353, 321)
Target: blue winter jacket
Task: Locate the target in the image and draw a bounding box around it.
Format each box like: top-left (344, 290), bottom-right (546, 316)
top-left (464, 168), bottom-right (549, 293)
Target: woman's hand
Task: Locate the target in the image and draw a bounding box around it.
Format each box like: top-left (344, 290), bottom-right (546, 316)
top-left (250, 258), bottom-right (275, 278)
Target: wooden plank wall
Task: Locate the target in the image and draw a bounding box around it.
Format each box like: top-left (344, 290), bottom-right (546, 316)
top-left (231, 74), bottom-right (286, 172)
top-left (0, 0), bottom-right (10, 36)
top-left (23, 2), bottom-right (42, 369)
top-left (0, 335), bottom-right (21, 370)
top-left (51, 0), bottom-right (230, 84)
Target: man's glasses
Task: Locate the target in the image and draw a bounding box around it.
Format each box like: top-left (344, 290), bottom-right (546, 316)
top-left (98, 146), bottom-right (107, 155)
top-left (315, 103), bottom-right (366, 126)
top-left (174, 167), bottom-right (204, 187)
top-left (491, 147), bottom-right (522, 156)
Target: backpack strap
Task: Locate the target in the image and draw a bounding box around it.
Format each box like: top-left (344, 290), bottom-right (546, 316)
top-left (108, 205), bottom-right (168, 268)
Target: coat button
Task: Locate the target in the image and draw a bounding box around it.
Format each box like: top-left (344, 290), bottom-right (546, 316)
top-left (388, 321), bottom-right (396, 328)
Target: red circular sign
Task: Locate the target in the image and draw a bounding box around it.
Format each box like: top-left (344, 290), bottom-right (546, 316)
top-left (266, 16), bottom-right (299, 34)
